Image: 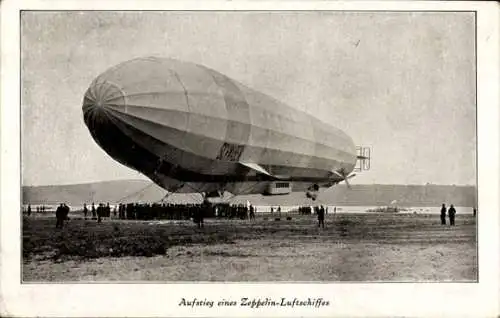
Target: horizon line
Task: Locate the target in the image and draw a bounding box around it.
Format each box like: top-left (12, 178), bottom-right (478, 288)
top-left (22, 179), bottom-right (477, 188)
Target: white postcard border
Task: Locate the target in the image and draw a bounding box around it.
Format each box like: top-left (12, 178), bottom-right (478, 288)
top-left (1, 1), bottom-right (498, 317)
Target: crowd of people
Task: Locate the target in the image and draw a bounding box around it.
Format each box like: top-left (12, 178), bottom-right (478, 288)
top-left (80, 202), bottom-right (257, 224)
top-left (23, 205), bottom-right (47, 216)
top-left (24, 201), bottom-right (476, 229)
top-left (298, 206), bottom-right (313, 215)
top-left (82, 203), bottom-right (113, 223)
top-left (297, 205), bottom-right (335, 216)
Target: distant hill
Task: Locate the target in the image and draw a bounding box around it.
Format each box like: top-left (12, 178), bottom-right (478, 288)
top-left (22, 180), bottom-right (477, 207)
top-left (326, 184), bottom-right (476, 207)
top-left (22, 180), bottom-right (165, 205)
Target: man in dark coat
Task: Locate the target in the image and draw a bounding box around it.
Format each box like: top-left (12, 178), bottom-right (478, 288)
top-left (318, 206), bottom-right (325, 228)
top-left (83, 203), bottom-right (88, 219)
top-left (440, 204), bottom-right (447, 225)
top-left (448, 204), bottom-right (456, 226)
top-left (55, 203), bottom-right (69, 228)
top-left (55, 204), bottom-right (63, 228)
top-left (196, 201), bottom-right (208, 229)
top-left (91, 203), bottom-right (96, 219)
top-left (63, 204), bottom-right (70, 221)
top-left (249, 204), bottom-right (255, 220)
top-left (97, 204), bottom-right (103, 223)
top-left (199, 206), bottom-right (205, 228)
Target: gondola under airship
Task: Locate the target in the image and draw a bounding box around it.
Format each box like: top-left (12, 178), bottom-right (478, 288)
top-left (82, 57), bottom-right (370, 200)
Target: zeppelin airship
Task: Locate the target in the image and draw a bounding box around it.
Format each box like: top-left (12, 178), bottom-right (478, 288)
top-left (83, 57), bottom-right (369, 200)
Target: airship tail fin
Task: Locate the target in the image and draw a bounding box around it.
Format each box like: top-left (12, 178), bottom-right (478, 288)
top-left (355, 146), bottom-right (371, 171)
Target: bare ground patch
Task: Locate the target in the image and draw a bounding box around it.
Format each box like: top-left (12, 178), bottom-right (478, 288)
top-left (22, 214), bottom-right (477, 282)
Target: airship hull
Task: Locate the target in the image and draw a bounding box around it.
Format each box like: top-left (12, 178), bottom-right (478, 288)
top-left (83, 57), bottom-right (357, 195)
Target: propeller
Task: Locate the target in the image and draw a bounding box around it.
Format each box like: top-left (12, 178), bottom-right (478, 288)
top-left (332, 168), bottom-right (356, 189)
top-left (305, 168), bottom-right (356, 200)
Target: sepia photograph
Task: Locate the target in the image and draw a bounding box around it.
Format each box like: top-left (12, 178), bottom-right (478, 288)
top-left (2, 1), bottom-right (499, 317)
top-left (20, 10), bottom-right (478, 282)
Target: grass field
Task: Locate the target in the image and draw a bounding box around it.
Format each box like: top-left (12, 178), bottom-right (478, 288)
top-left (22, 213), bottom-right (477, 282)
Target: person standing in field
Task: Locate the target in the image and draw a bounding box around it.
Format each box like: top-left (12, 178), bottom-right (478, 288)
top-left (318, 206), bottom-right (325, 228)
top-left (249, 204), bottom-right (255, 220)
top-left (55, 203), bottom-right (68, 229)
top-left (448, 204), bottom-right (456, 226)
top-left (440, 203), bottom-right (447, 225)
top-left (97, 204), bottom-right (103, 223)
top-left (83, 203), bottom-right (88, 219)
top-left (55, 204), bottom-right (62, 228)
top-left (63, 204), bottom-right (70, 221)
top-left (195, 203), bottom-right (207, 229)
top-left (199, 206), bottom-right (205, 228)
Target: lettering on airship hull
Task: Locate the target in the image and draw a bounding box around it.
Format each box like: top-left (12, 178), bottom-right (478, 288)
top-left (216, 142), bottom-right (245, 161)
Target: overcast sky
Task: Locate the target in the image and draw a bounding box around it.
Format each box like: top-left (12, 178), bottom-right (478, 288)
top-left (21, 11), bottom-right (476, 186)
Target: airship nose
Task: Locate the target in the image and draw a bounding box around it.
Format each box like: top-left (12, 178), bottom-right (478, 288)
top-left (82, 81), bottom-right (125, 128)
top-left (82, 80), bottom-right (139, 170)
